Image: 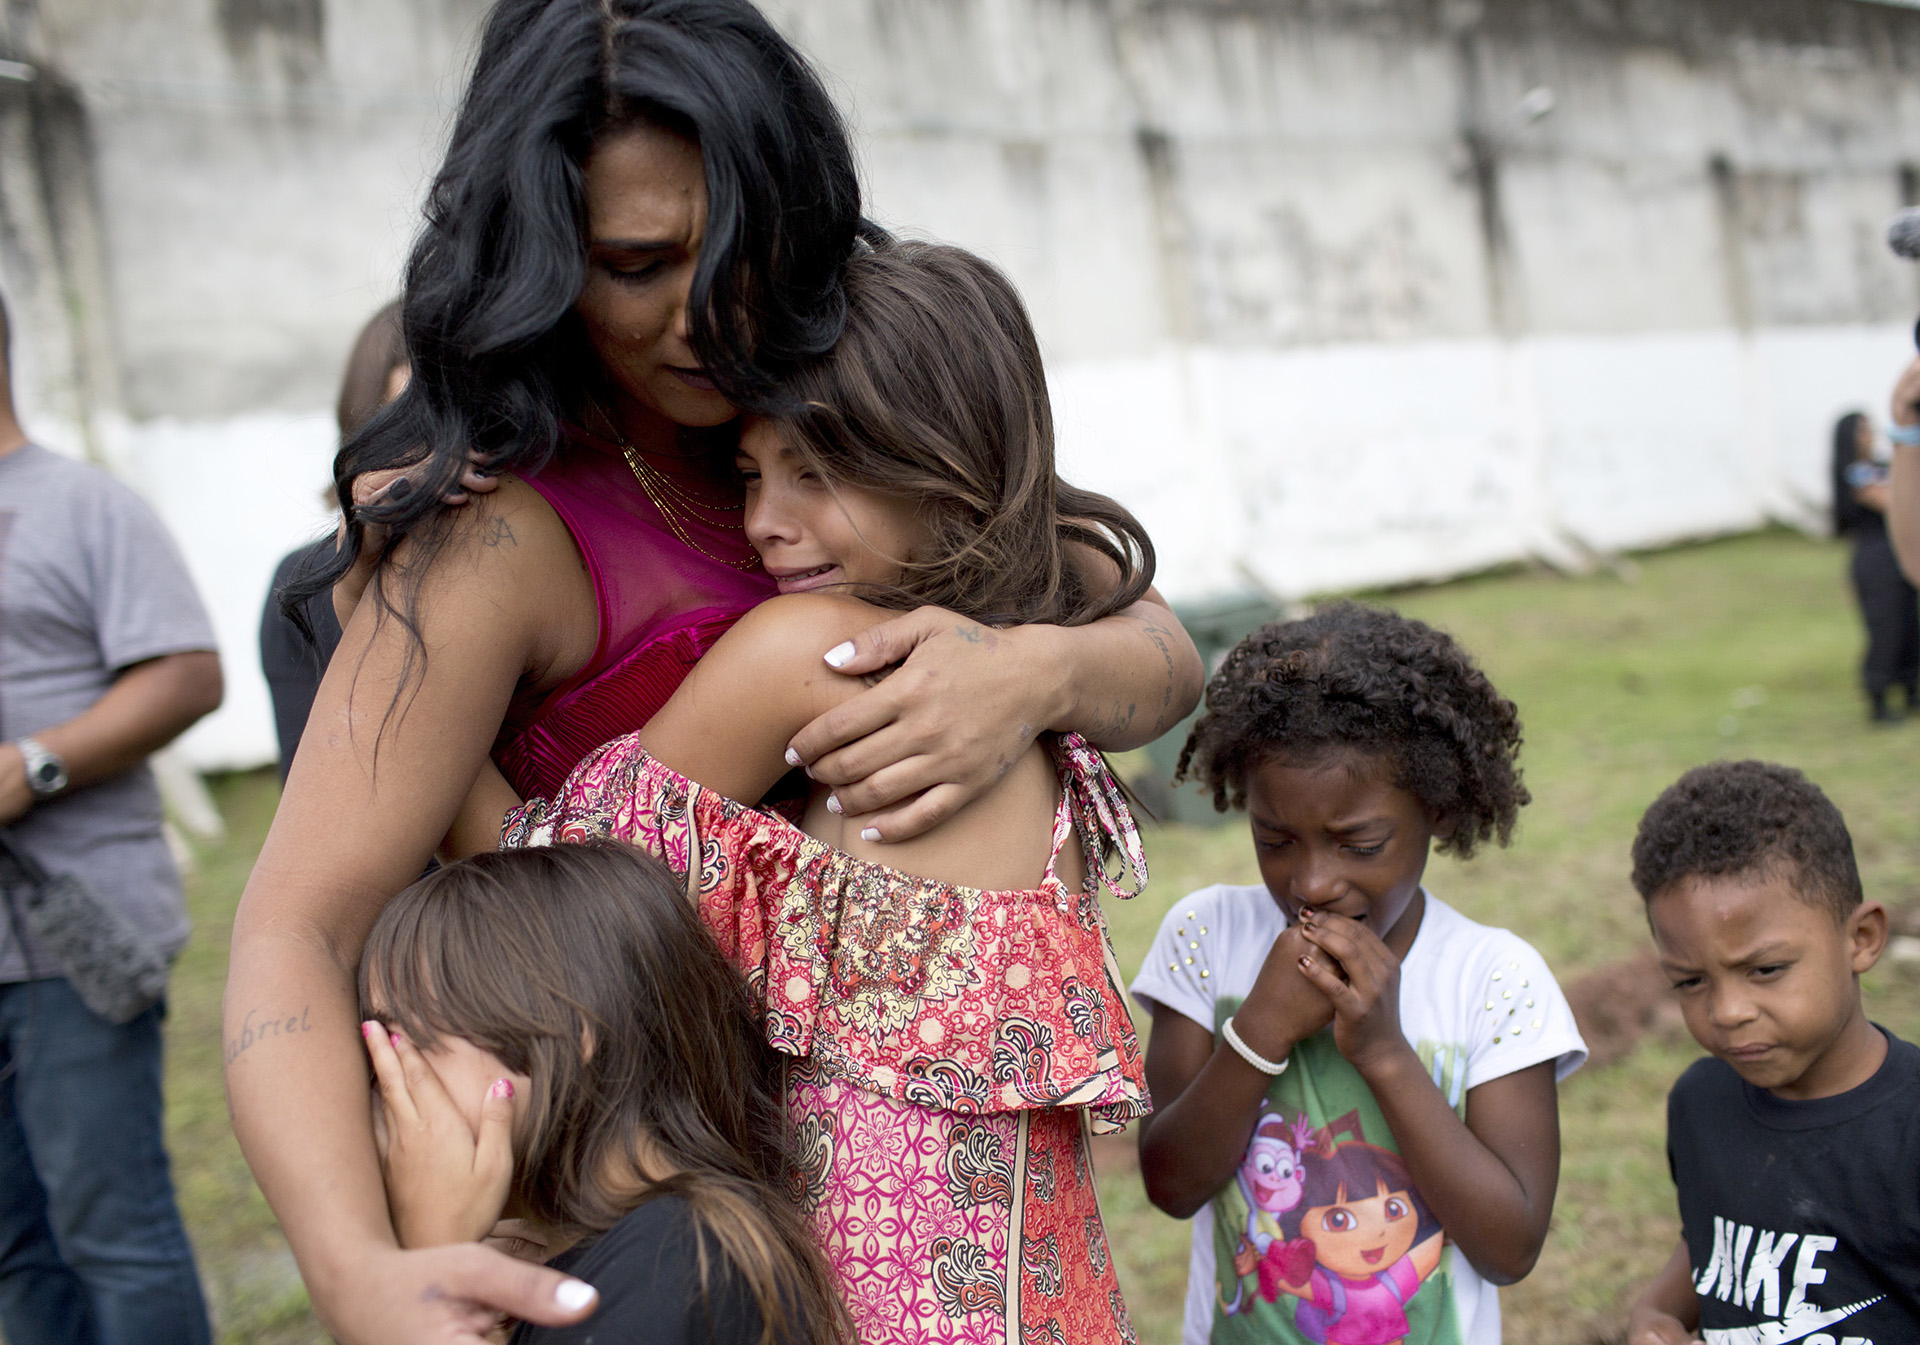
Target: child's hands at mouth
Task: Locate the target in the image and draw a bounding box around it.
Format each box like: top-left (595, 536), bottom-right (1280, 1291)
top-left (1294, 908), bottom-right (1411, 1074)
top-left (363, 1022), bottom-right (516, 1249)
top-left (1236, 923), bottom-right (1336, 1053)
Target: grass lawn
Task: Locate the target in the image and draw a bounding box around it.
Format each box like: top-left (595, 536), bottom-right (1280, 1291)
top-left (161, 528), bottom-right (1920, 1343)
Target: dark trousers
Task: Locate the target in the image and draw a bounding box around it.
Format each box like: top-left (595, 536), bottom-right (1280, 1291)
top-left (0, 978), bottom-right (211, 1345)
top-left (1850, 530), bottom-right (1920, 699)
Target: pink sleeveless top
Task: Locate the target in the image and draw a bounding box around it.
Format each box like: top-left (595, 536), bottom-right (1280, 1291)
top-left (493, 426), bottom-right (775, 799)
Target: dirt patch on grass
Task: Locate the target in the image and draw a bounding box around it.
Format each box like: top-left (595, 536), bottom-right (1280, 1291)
top-left (1564, 951), bottom-right (1683, 1070)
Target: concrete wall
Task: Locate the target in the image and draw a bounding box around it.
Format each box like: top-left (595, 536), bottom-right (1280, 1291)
top-left (0, 0), bottom-right (1915, 767)
top-left (782, 0), bottom-right (1920, 596)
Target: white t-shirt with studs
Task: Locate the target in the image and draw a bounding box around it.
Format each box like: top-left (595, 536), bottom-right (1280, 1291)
top-left (1132, 884), bottom-right (1587, 1345)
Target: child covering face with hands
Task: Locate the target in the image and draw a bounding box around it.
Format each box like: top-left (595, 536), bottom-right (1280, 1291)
top-left (358, 842), bottom-right (847, 1345)
top-left (1132, 603), bottom-right (1587, 1345)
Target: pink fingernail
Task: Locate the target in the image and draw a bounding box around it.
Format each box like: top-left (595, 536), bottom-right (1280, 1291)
top-left (784, 748), bottom-right (802, 768)
top-left (823, 641), bottom-right (855, 669)
top-left (826, 795), bottom-right (843, 815)
top-left (390, 1031), bottom-right (403, 1048)
top-left (491, 1078), bottom-right (514, 1099)
top-left (361, 1021), bottom-right (376, 1038)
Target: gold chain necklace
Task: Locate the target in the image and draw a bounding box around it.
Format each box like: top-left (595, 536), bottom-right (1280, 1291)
top-left (593, 403), bottom-right (758, 571)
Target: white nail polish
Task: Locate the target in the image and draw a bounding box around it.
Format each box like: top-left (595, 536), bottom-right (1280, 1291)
top-left (861, 827), bottom-right (883, 843)
top-left (784, 748), bottom-right (802, 768)
top-left (826, 795), bottom-right (843, 815)
top-left (555, 1279), bottom-right (597, 1311)
top-left (824, 641), bottom-right (855, 668)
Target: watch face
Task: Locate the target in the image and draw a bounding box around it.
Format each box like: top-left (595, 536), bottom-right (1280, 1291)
top-left (18, 741), bottom-right (66, 796)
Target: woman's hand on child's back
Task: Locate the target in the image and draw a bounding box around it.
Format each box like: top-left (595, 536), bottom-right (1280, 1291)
top-left (784, 607), bottom-right (1068, 840)
top-left (364, 1023), bottom-right (516, 1248)
top-left (1294, 908), bottom-right (1412, 1074)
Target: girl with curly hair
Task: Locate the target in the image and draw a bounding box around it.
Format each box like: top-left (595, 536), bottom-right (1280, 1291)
top-left (1131, 603), bottom-right (1588, 1345)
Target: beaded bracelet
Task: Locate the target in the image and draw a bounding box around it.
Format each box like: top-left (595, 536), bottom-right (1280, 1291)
top-left (1221, 1016), bottom-right (1291, 1077)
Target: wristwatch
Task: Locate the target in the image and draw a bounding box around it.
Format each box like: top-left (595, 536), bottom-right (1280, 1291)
top-left (15, 737), bottom-right (67, 799)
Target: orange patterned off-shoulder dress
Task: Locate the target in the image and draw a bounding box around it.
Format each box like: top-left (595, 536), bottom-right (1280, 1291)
top-left (503, 731), bottom-right (1149, 1345)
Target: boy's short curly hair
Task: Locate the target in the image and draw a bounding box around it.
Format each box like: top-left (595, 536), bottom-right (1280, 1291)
top-left (1174, 601), bottom-right (1528, 858)
top-left (1630, 761), bottom-right (1861, 922)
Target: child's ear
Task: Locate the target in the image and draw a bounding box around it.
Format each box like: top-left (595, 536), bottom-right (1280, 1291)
top-left (1847, 901), bottom-right (1889, 975)
top-left (1428, 811), bottom-right (1458, 843)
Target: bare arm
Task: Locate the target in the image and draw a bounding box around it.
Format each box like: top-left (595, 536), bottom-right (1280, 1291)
top-left (224, 487), bottom-right (599, 1343)
top-left (1040, 586), bottom-right (1202, 749)
top-left (1889, 356), bottom-right (1920, 584)
top-left (788, 587), bottom-right (1202, 839)
top-left (0, 650), bottom-right (223, 825)
top-left (370, 470), bottom-right (1204, 848)
top-left (637, 593), bottom-right (880, 801)
top-left (1627, 1242), bottom-right (1702, 1344)
top-left (436, 594), bottom-right (915, 861)
top-left (441, 761), bottom-right (526, 863)
top-left (1138, 925), bottom-right (1334, 1216)
top-left (1355, 1056), bottom-right (1558, 1283)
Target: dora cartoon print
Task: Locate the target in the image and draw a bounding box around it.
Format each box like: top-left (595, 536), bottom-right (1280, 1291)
top-left (1222, 1108), bottom-right (1312, 1311)
top-left (1223, 1110), bottom-right (1444, 1345)
top-left (1276, 1130), bottom-right (1443, 1345)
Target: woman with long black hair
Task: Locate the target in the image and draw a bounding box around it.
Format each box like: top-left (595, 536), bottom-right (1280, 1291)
top-left (1833, 409), bottom-right (1919, 722)
top-left (223, 3), bottom-right (1201, 1342)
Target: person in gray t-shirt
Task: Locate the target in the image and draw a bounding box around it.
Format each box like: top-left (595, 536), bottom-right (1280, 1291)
top-left (0, 299), bottom-right (222, 1344)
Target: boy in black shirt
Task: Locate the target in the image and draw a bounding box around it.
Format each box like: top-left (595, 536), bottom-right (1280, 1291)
top-left (1625, 761), bottom-right (1918, 1345)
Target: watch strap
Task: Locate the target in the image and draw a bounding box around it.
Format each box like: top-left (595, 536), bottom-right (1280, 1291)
top-left (16, 737), bottom-right (67, 798)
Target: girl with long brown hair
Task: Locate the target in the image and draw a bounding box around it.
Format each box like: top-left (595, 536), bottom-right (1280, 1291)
top-left (445, 239), bottom-right (1159, 1343)
top-left (358, 841), bottom-right (846, 1344)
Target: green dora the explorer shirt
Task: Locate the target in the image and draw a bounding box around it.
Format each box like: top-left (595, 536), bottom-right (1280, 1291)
top-left (1132, 886), bottom-right (1585, 1345)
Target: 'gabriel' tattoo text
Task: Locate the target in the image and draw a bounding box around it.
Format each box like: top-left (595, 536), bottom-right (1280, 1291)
top-left (225, 1005), bottom-right (313, 1067)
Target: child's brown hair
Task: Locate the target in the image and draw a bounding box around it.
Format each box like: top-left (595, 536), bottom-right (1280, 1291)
top-left (359, 841), bottom-right (847, 1345)
top-left (773, 238), bottom-right (1154, 628)
top-left (1630, 760), bottom-right (1862, 921)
